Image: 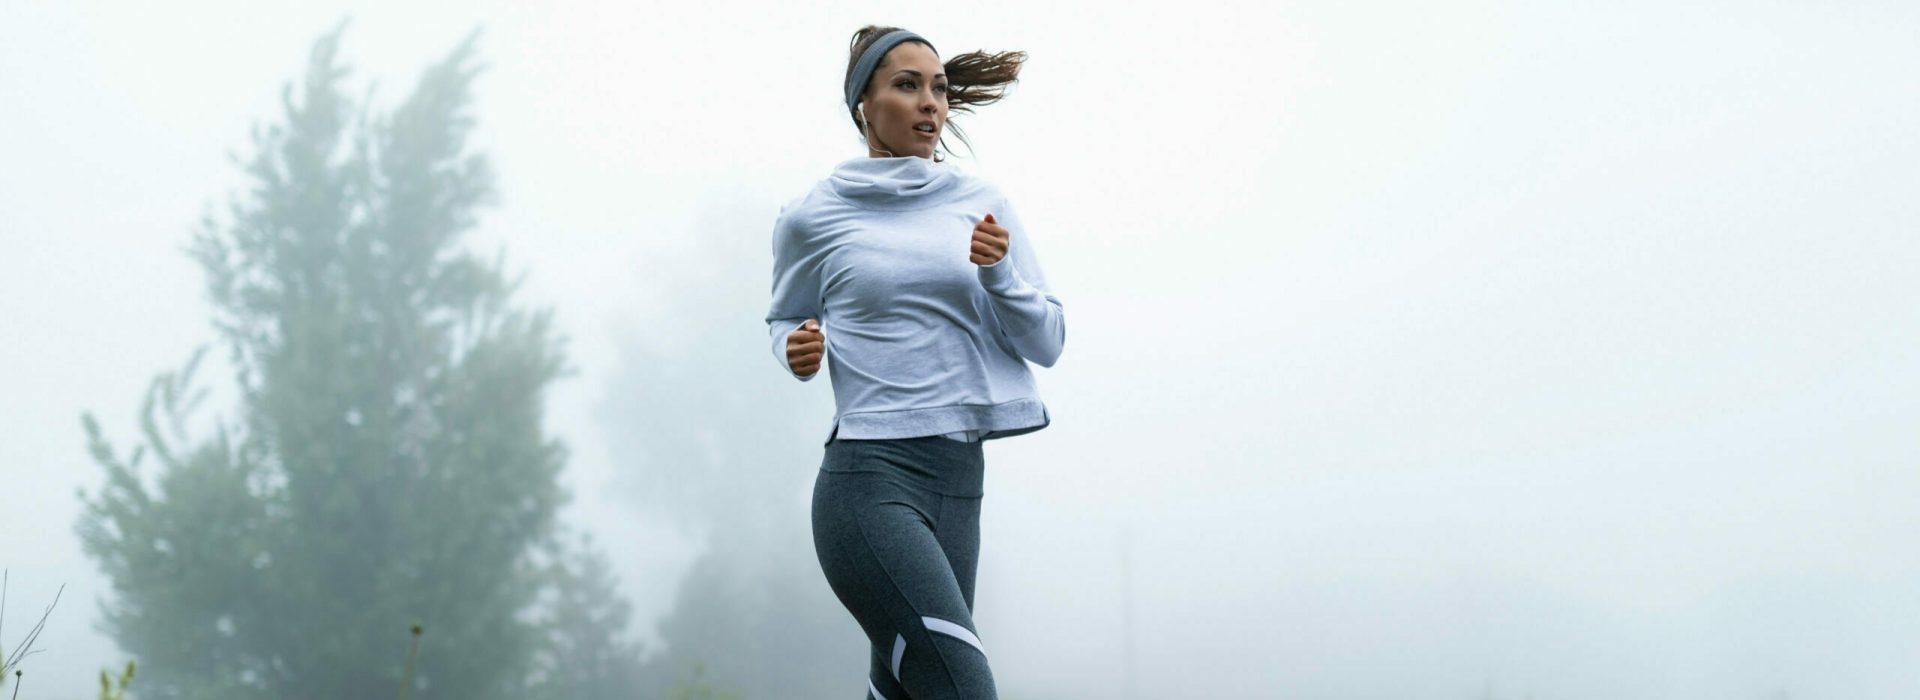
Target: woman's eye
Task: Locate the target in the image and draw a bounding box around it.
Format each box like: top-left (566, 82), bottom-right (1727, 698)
top-left (935, 84), bottom-right (949, 93)
top-left (898, 81), bottom-right (916, 90)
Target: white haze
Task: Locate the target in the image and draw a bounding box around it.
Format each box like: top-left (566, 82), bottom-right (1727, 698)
top-left (3, 0), bottom-right (1917, 697)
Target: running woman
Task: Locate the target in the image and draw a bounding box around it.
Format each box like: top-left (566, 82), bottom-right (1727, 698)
top-left (764, 25), bottom-right (1065, 700)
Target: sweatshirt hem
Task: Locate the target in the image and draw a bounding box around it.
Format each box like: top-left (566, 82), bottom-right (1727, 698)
top-left (825, 398), bottom-right (1050, 445)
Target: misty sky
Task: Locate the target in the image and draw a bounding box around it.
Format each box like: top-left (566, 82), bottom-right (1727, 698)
top-left (4, 1), bottom-right (1918, 698)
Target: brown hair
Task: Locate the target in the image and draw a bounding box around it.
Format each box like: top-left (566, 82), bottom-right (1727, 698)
top-left (844, 25), bottom-right (1026, 159)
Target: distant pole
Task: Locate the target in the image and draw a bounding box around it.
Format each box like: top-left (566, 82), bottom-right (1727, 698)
top-left (398, 624), bottom-right (423, 700)
top-left (1121, 523), bottom-right (1136, 700)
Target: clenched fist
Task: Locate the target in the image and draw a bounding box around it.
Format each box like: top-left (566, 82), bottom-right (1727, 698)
top-left (786, 319), bottom-right (826, 377)
top-left (971, 213), bottom-right (1009, 266)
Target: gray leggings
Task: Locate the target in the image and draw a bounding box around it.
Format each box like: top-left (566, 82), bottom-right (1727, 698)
top-left (812, 434), bottom-right (998, 700)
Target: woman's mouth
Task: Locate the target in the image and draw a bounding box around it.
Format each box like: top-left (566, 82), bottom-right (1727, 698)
top-left (913, 121), bottom-right (938, 138)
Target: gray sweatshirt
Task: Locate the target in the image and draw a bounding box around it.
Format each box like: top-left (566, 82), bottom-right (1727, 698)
top-left (766, 156), bottom-right (1065, 446)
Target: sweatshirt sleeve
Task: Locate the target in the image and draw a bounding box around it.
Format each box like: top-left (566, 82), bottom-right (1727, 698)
top-left (975, 197), bottom-right (1066, 368)
top-left (765, 204), bottom-right (824, 381)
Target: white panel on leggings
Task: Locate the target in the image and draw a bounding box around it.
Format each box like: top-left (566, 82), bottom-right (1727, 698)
top-left (891, 634), bottom-right (906, 680)
top-left (921, 616), bottom-right (988, 656)
top-left (869, 679), bottom-right (887, 700)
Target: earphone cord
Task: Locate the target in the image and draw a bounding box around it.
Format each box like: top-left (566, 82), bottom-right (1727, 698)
top-left (859, 105), bottom-right (898, 158)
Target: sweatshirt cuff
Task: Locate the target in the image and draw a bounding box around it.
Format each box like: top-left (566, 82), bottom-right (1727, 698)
top-left (976, 257), bottom-right (1020, 294)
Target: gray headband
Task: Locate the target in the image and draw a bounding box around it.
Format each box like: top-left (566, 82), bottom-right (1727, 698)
top-left (845, 30), bottom-right (936, 118)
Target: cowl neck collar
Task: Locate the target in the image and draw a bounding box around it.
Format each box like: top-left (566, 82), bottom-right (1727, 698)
top-left (827, 156), bottom-right (973, 211)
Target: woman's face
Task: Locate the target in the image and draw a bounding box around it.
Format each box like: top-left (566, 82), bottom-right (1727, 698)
top-left (859, 42), bottom-right (948, 159)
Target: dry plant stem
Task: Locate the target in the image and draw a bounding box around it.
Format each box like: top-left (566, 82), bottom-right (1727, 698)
top-left (3, 584), bottom-right (62, 674)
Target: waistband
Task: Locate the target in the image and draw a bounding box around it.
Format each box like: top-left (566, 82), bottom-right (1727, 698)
top-left (821, 434), bottom-right (985, 497)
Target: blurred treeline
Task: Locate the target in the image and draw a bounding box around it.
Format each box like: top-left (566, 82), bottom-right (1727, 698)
top-left (64, 23), bottom-right (859, 700)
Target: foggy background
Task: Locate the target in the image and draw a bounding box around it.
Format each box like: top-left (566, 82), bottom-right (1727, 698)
top-left (4, 0), bottom-right (1918, 698)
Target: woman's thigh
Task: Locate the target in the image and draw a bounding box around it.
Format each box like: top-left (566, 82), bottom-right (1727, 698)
top-left (812, 439), bottom-right (995, 698)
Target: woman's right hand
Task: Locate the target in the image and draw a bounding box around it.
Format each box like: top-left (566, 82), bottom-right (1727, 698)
top-left (786, 319), bottom-right (825, 377)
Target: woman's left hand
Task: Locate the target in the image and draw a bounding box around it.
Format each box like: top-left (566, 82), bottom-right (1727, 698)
top-left (970, 213), bottom-right (1009, 266)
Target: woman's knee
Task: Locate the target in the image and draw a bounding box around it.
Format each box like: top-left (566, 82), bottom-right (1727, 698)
top-left (889, 615), bottom-right (996, 699)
